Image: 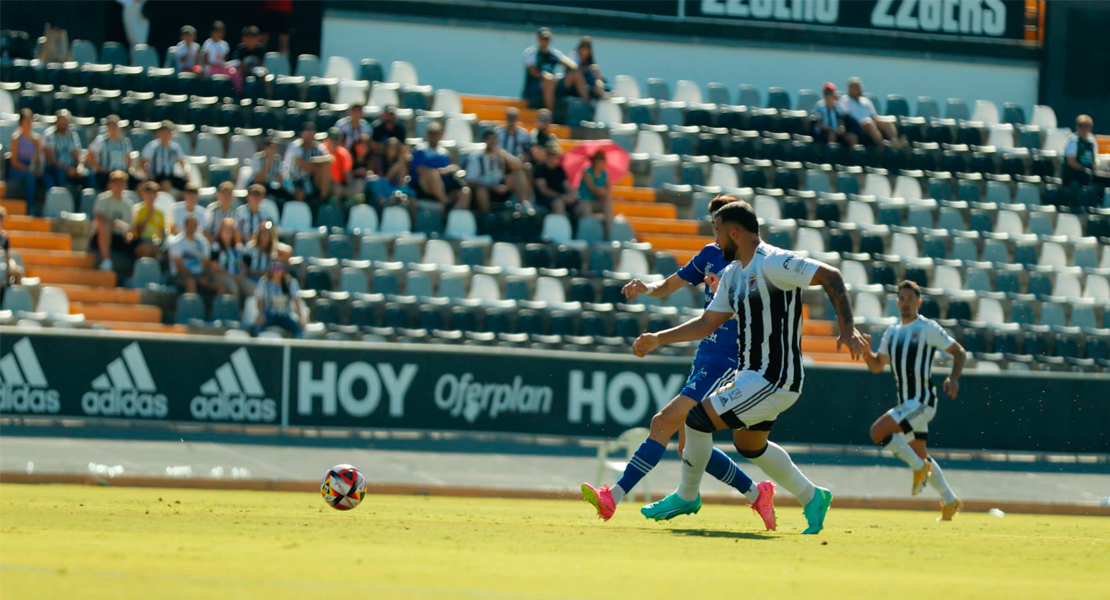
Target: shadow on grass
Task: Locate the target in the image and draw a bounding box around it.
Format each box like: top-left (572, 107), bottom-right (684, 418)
top-left (659, 528), bottom-right (777, 540)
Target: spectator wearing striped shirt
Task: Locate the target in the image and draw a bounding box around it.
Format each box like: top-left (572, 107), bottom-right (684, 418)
top-left (140, 121), bottom-right (189, 192)
top-left (243, 220), bottom-right (290, 284)
top-left (336, 104), bottom-right (373, 152)
top-left (42, 109), bottom-right (85, 192)
top-left (811, 83), bottom-right (856, 146)
top-left (496, 107), bottom-right (532, 161)
top-left (87, 115), bottom-right (134, 191)
top-left (206, 182), bottom-right (239, 239)
top-left (209, 217), bottom-right (249, 299)
top-left (252, 137), bottom-right (287, 202)
top-left (283, 122), bottom-right (332, 203)
top-left (235, 184), bottom-right (279, 240)
top-left (170, 182), bottom-right (212, 237)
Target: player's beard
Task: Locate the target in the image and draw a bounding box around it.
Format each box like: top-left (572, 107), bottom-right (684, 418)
top-left (721, 239), bottom-right (737, 261)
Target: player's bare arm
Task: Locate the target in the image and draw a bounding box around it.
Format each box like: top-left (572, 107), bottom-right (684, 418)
top-left (944, 342), bottom-right (966, 398)
top-left (631, 310), bottom-right (732, 357)
top-left (810, 264), bottom-right (866, 359)
top-left (622, 272), bottom-right (684, 300)
top-left (860, 333), bottom-right (889, 373)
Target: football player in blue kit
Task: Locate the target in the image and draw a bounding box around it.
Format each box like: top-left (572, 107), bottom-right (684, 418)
top-left (581, 195), bottom-right (777, 530)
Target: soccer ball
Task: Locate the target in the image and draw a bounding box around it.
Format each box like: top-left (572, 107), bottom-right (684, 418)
top-left (320, 464), bottom-right (367, 511)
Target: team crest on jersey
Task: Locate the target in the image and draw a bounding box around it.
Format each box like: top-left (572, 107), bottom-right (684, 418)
top-left (747, 273), bottom-right (758, 292)
top-left (911, 330), bottom-right (920, 343)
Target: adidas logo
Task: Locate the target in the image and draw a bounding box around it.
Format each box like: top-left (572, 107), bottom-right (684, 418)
top-left (0, 338), bottom-right (61, 414)
top-left (191, 348), bottom-right (277, 423)
top-left (82, 342), bottom-right (168, 419)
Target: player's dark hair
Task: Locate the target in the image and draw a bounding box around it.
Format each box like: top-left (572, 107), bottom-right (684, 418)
top-left (709, 194), bottom-right (738, 215)
top-left (898, 280), bottom-right (921, 297)
top-left (715, 200), bottom-right (759, 235)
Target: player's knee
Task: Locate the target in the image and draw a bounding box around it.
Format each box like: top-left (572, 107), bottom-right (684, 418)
top-left (869, 423), bottom-right (888, 445)
top-left (685, 403), bottom-right (715, 433)
top-left (737, 444), bottom-right (768, 459)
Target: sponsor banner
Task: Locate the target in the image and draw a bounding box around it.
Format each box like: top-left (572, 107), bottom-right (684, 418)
top-left (686, 0), bottom-right (1025, 40)
top-left (0, 334), bottom-right (282, 425)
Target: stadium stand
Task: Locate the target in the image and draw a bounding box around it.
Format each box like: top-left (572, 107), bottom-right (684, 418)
top-left (1, 35), bottom-right (1108, 371)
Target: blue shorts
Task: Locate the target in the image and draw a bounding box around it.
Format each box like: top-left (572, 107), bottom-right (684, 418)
top-left (679, 359), bottom-right (737, 403)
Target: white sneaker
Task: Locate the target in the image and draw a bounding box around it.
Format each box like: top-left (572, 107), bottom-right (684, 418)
top-left (98, 259), bottom-right (113, 271)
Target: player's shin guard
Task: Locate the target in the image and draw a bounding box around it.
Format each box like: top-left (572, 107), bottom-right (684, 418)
top-left (741, 442), bottom-right (816, 506)
top-left (612, 438), bottom-right (666, 504)
top-left (677, 425), bottom-right (712, 502)
top-left (927, 457), bottom-right (957, 504)
top-left (705, 447), bottom-right (757, 498)
top-left (879, 433), bottom-right (926, 471)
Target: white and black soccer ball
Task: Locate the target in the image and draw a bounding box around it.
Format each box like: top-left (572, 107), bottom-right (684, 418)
top-left (320, 464), bottom-right (367, 511)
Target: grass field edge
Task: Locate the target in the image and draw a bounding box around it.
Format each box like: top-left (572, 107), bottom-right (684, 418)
top-left (2, 472), bottom-right (1107, 517)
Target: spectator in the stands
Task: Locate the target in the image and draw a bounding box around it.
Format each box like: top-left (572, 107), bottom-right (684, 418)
top-left (261, 0), bottom-right (293, 57)
top-left (236, 184), bottom-right (278, 239)
top-left (371, 105), bottom-right (406, 155)
top-left (324, 128), bottom-right (357, 203)
top-left (87, 115), bottom-right (133, 191)
top-left (91, 171), bottom-right (135, 270)
top-left (1062, 114), bottom-right (1101, 187)
top-left (118, 0), bottom-right (150, 48)
top-left (231, 25), bottom-right (268, 78)
top-left (168, 213), bottom-right (212, 294)
top-left (283, 121), bottom-right (331, 204)
top-left (466, 130), bottom-right (526, 214)
top-left (209, 217), bottom-right (247, 299)
top-left (171, 182), bottom-right (212, 236)
top-left (812, 82), bottom-right (856, 146)
top-left (173, 25), bottom-right (201, 73)
top-left (42, 109), bottom-right (84, 192)
top-left (522, 27), bottom-right (580, 112)
top-left (252, 136), bottom-right (287, 202)
top-left (351, 132), bottom-right (373, 193)
top-left (131, 180), bottom-right (167, 255)
top-left (207, 182), bottom-right (238, 238)
top-left (411, 121), bottom-right (471, 209)
top-left (497, 107), bottom-right (532, 161)
top-left (336, 104), bottom-right (372, 152)
top-left (201, 21), bottom-right (240, 94)
top-left (529, 109), bottom-right (557, 163)
top-left (0, 207), bottom-right (24, 300)
top-left (254, 260), bottom-right (303, 337)
top-left (577, 150), bottom-right (612, 223)
top-left (38, 24), bottom-right (70, 63)
top-left (140, 121), bottom-right (188, 192)
top-left (839, 77), bottom-right (899, 147)
top-left (533, 142), bottom-right (576, 215)
top-left (568, 36), bottom-right (605, 101)
top-left (6, 109), bottom-right (41, 207)
top-left (244, 220), bottom-right (284, 285)
top-left (369, 137), bottom-right (412, 203)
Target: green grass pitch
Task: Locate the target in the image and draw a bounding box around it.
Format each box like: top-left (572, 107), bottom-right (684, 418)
top-left (2, 484), bottom-right (1107, 599)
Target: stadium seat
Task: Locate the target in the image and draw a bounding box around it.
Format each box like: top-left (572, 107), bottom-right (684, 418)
top-left (846, 201), bottom-right (875, 226)
top-left (304, 267), bottom-right (333, 292)
top-left (576, 218), bottom-right (605, 245)
top-left (1038, 242), bottom-right (1067, 269)
top-left (951, 238), bottom-right (978, 262)
top-left (617, 249), bottom-right (650, 277)
top-left (737, 84), bottom-right (760, 108)
top-left (1054, 213), bottom-right (1083, 238)
top-left (373, 269), bottom-right (401, 295)
top-left (864, 172), bottom-right (891, 197)
top-left (211, 295), bottom-right (241, 324)
top-left (541, 214), bottom-right (575, 245)
top-left (1027, 212), bottom-right (1053, 237)
top-left (393, 238), bottom-right (423, 264)
top-left (490, 242), bottom-right (523, 271)
top-left (326, 235), bottom-right (353, 261)
top-left (1070, 304), bottom-right (1098, 329)
top-left (1030, 105), bottom-right (1057, 130)
top-left (1084, 275), bottom-right (1110, 302)
top-left (468, 274), bottom-right (502, 303)
top-left (438, 274), bottom-right (466, 299)
top-left (359, 237), bottom-right (388, 262)
top-left (965, 268), bottom-right (991, 293)
top-left (934, 266), bottom-right (962, 291)
top-left (407, 272), bottom-right (434, 298)
top-left (43, 187), bottom-right (75, 218)
top-left (1053, 273), bottom-right (1082, 298)
top-left (893, 175), bottom-right (922, 200)
top-left (130, 257), bottom-right (162, 289)
top-left (380, 206), bottom-right (412, 236)
top-left (1040, 303), bottom-right (1066, 328)
top-left (175, 293), bottom-right (205, 324)
top-left (841, 261), bottom-right (868, 287)
top-left (612, 75), bottom-right (641, 100)
top-left (339, 268), bottom-right (369, 294)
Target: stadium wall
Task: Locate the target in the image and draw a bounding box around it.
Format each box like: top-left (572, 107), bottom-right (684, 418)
top-left (321, 11), bottom-right (1039, 114)
top-left (2, 329), bottom-right (1107, 453)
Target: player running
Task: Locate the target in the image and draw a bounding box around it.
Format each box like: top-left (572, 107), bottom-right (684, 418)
top-left (861, 280), bottom-right (967, 521)
top-left (581, 195), bottom-right (777, 530)
top-left (629, 200), bottom-right (866, 534)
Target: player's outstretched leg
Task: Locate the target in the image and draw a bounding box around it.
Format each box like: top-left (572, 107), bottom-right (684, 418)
top-left (926, 456), bottom-right (961, 521)
top-left (640, 402), bottom-right (717, 521)
top-left (871, 412), bottom-right (930, 495)
top-left (735, 431), bottom-right (828, 534)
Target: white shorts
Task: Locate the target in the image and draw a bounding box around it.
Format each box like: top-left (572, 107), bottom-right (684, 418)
top-left (708, 370), bottom-right (799, 431)
top-left (886, 400), bottom-right (936, 438)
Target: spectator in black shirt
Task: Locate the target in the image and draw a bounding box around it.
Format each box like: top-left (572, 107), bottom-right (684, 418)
top-left (529, 109), bottom-right (557, 164)
top-left (522, 27), bottom-right (580, 112)
top-left (232, 25), bottom-right (267, 78)
top-left (371, 106), bottom-right (406, 155)
top-left (533, 142), bottom-right (577, 215)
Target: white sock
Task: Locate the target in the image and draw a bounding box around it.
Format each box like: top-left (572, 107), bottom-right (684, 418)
top-left (676, 426), bottom-right (712, 502)
top-left (744, 485), bottom-right (760, 504)
top-left (748, 441), bottom-right (816, 506)
top-left (927, 457), bottom-right (957, 504)
top-left (609, 484), bottom-right (626, 504)
top-left (884, 434), bottom-right (926, 471)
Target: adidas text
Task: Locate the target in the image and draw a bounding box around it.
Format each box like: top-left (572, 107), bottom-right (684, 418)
top-left (81, 390), bottom-right (169, 418)
top-left (191, 395), bottom-right (277, 422)
top-left (0, 385), bottom-right (60, 414)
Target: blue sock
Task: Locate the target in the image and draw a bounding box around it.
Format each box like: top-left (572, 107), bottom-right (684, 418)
top-left (705, 447), bottom-right (754, 494)
top-left (615, 438), bottom-right (666, 497)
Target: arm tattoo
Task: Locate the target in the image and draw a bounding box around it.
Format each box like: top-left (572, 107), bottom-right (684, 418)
top-left (820, 269), bottom-right (854, 326)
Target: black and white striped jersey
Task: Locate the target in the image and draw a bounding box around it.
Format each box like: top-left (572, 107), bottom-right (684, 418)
top-left (707, 242), bottom-right (822, 393)
top-left (877, 316), bottom-right (956, 406)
